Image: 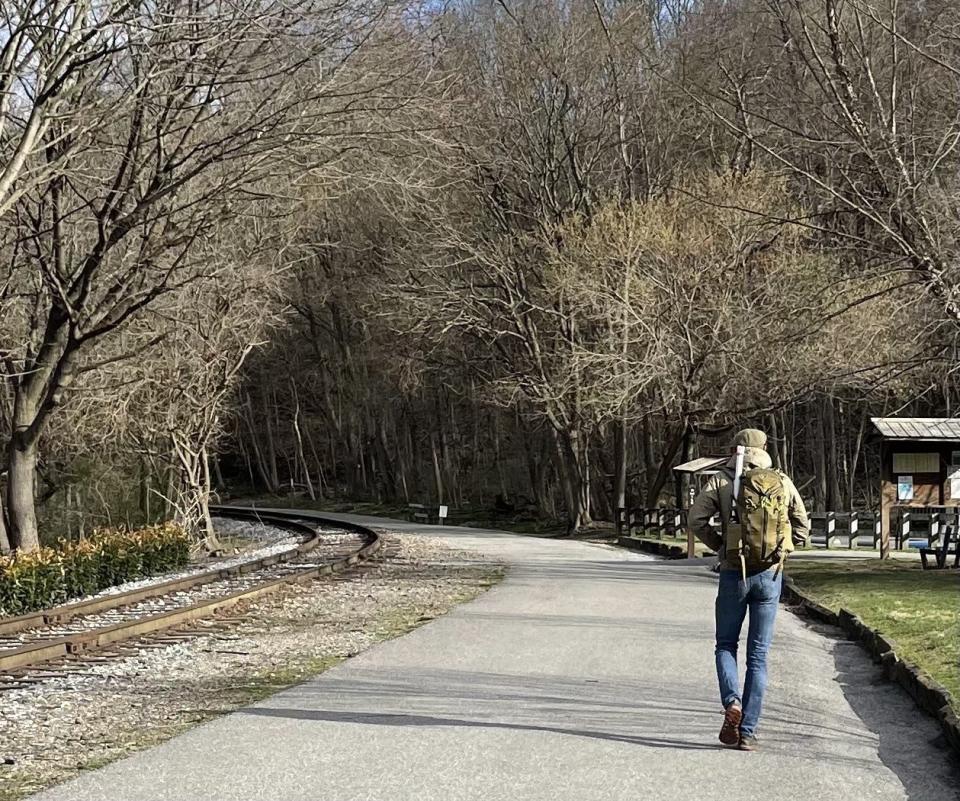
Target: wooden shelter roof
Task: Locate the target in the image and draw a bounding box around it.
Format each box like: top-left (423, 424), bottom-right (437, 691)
top-left (871, 417), bottom-right (960, 441)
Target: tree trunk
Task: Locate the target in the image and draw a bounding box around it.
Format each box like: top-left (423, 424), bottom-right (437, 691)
top-left (641, 414), bottom-right (657, 498)
top-left (782, 408), bottom-right (793, 476)
top-left (356, 431), bottom-right (368, 494)
top-left (201, 447), bottom-right (219, 549)
top-left (164, 454), bottom-right (178, 520)
top-left (430, 431), bottom-right (444, 504)
top-left (538, 435), bottom-right (554, 515)
top-left (673, 423), bottom-right (692, 509)
top-left (172, 438), bottom-right (219, 551)
top-left (815, 402), bottom-right (828, 512)
top-left (399, 449), bottom-right (410, 503)
top-left (7, 437), bottom-right (40, 552)
top-left (260, 384), bottom-right (279, 492)
top-left (139, 457), bottom-right (151, 524)
top-left (304, 424), bottom-right (327, 499)
top-left (376, 419), bottom-right (397, 499)
top-left (848, 408), bottom-right (867, 509)
top-left (645, 424), bottom-right (685, 507)
top-left (577, 429), bottom-right (592, 525)
top-left (825, 396), bottom-right (840, 511)
top-left (614, 417), bottom-right (628, 523)
top-left (494, 413), bottom-right (508, 499)
top-left (441, 397), bottom-right (458, 506)
top-left (767, 412), bottom-right (782, 469)
top-left (290, 381), bottom-right (316, 501)
top-left (239, 436), bottom-right (256, 492)
top-left (555, 427), bottom-right (591, 534)
top-left (553, 429), bottom-right (579, 533)
top-left (524, 430), bottom-right (543, 509)
top-left (0, 491), bottom-right (11, 554)
top-left (242, 393), bottom-right (277, 494)
top-left (407, 418), bottom-right (420, 500)
top-left (212, 455), bottom-right (226, 495)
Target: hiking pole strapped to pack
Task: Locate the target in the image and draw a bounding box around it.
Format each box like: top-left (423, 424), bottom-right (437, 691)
top-left (731, 445), bottom-right (747, 580)
top-left (731, 445), bottom-right (745, 518)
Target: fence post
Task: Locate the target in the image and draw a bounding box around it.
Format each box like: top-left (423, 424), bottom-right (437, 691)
top-left (930, 512), bottom-right (942, 547)
top-left (847, 512), bottom-right (859, 549)
top-left (873, 512), bottom-right (882, 550)
top-left (825, 511), bottom-right (837, 549)
top-left (899, 510), bottom-right (911, 550)
top-left (658, 508), bottom-right (668, 539)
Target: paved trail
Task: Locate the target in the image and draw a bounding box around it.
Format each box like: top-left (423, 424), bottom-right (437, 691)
top-left (33, 514), bottom-right (960, 801)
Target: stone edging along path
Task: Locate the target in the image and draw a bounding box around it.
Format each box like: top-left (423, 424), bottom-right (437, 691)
top-left (616, 536), bottom-right (689, 559)
top-left (779, 578), bottom-right (960, 758)
top-left (615, 536), bottom-right (960, 758)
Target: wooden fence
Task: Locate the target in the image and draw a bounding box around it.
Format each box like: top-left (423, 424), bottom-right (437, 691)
top-left (615, 505), bottom-right (957, 551)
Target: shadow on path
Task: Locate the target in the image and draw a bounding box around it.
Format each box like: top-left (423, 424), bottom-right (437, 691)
top-left (241, 706), bottom-right (719, 751)
top-left (823, 621), bottom-right (960, 801)
top-left (235, 665), bottom-right (903, 774)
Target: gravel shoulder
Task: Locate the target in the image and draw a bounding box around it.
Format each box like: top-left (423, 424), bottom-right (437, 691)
top-left (0, 534), bottom-right (502, 801)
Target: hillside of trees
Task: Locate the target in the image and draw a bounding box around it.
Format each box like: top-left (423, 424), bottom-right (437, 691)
top-left (3, 0), bottom-right (960, 549)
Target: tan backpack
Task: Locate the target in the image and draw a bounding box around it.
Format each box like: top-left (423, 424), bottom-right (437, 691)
top-left (726, 467), bottom-right (793, 578)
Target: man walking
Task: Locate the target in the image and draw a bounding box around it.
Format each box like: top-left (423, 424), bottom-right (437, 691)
top-left (687, 428), bottom-right (809, 751)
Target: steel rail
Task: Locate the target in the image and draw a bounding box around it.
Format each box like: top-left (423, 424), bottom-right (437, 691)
top-left (0, 510), bottom-right (322, 637)
top-left (0, 508), bottom-right (382, 674)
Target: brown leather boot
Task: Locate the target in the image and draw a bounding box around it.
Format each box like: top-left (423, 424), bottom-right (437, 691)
top-left (719, 703), bottom-right (742, 746)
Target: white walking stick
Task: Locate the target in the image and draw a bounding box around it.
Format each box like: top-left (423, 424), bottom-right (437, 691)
top-left (731, 445), bottom-right (746, 513)
top-left (731, 445), bottom-right (747, 580)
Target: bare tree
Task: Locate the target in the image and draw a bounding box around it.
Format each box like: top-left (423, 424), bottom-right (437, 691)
top-left (139, 248), bottom-right (282, 548)
top-left (682, 0), bottom-right (960, 325)
top-left (0, 1), bottom-right (146, 218)
top-left (0, 0), bottom-right (389, 550)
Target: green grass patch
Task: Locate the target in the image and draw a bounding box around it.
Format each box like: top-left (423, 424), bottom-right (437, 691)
top-left (787, 559), bottom-right (960, 701)
top-left (200, 654), bottom-right (348, 709)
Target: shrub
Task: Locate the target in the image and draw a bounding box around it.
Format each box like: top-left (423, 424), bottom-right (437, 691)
top-left (0, 523), bottom-right (191, 616)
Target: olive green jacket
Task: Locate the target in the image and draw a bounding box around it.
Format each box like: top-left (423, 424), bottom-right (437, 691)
top-left (687, 448), bottom-right (810, 570)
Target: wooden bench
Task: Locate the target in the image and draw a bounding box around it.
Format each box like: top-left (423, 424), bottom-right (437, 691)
top-left (920, 525), bottom-right (960, 570)
top-left (407, 503), bottom-right (450, 525)
top-left (408, 503), bottom-right (430, 523)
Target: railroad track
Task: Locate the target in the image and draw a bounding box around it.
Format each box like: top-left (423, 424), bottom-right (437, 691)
top-left (0, 507), bottom-right (382, 688)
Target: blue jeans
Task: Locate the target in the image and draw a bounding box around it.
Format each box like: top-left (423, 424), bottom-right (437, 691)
top-left (715, 567), bottom-right (782, 737)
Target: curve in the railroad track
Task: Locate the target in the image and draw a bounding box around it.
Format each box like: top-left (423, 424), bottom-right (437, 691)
top-left (0, 507), bottom-right (382, 681)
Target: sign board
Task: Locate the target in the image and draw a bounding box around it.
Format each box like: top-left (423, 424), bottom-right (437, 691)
top-left (892, 453), bottom-right (939, 473)
top-left (897, 476), bottom-right (914, 501)
top-left (438, 505), bottom-right (448, 519)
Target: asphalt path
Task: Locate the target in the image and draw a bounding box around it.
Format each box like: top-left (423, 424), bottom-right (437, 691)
top-left (32, 512), bottom-right (960, 801)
